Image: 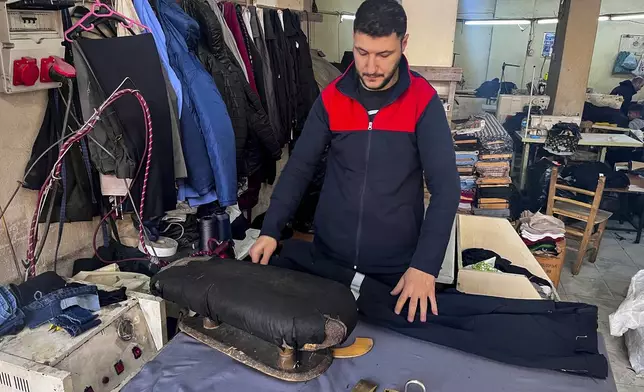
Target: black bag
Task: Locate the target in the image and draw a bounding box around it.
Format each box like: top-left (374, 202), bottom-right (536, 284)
top-left (544, 123), bottom-right (582, 156)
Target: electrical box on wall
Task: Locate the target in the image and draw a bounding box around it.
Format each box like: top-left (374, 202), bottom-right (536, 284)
top-left (0, 0), bottom-right (66, 93)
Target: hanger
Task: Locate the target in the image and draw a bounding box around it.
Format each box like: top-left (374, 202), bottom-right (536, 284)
top-left (64, 0), bottom-right (150, 42)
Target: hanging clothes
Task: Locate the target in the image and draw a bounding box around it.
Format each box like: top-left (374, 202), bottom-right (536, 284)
top-left (263, 9), bottom-right (293, 145)
top-left (221, 1), bottom-right (257, 94)
top-left (132, 0), bottom-right (183, 117)
top-left (157, 0), bottom-right (237, 207)
top-left (236, 5), bottom-right (265, 106)
top-left (249, 6), bottom-right (281, 142)
top-left (205, 0), bottom-right (249, 82)
top-left (180, 0), bottom-right (280, 181)
top-left (283, 9), bottom-right (319, 141)
top-left (114, 0), bottom-right (146, 37)
top-left (74, 35), bottom-right (177, 219)
top-left (23, 89), bottom-right (99, 223)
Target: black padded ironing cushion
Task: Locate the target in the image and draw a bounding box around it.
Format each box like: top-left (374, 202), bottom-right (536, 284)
top-left (151, 259), bottom-right (358, 350)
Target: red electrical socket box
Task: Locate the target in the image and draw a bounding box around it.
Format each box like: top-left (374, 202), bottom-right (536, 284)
top-left (40, 57), bottom-right (55, 83)
top-left (13, 57), bottom-right (39, 86)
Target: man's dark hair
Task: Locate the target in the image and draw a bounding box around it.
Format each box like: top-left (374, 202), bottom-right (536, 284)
top-left (629, 103), bottom-right (644, 115)
top-left (354, 0), bottom-right (407, 39)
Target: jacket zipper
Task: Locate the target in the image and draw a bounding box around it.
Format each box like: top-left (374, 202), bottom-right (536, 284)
top-left (354, 119), bottom-right (374, 270)
top-left (336, 86), bottom-right (402, 270)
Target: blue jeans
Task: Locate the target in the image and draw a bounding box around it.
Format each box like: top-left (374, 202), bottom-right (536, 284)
top-left (53, 306), bottom-right (101, 337)
top-left (23, 285), bottom-right (99, 329)
top-left (0, 286), bottom-right (24, 336)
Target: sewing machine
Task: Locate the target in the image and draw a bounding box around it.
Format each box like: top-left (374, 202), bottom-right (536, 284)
top-left (0, 286), bottom-right (165, 392)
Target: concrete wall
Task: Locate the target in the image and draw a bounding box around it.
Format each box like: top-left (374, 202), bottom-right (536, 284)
top-left (455, 0), bottom-right (644, 102)
top-left (309, 0), bottom-right (458, 66)
top-left (0, 92), bottom-right (96, 285)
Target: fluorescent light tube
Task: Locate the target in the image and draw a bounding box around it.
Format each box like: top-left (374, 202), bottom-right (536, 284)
top-left (340, 14), bottom-right (355, 22)
top-left (465, 19), bottom-right (531, 26)
top-left (537, 18), bottom-right (558, 24)
top-left (611, 14), bottom-right (644, 21)
top-left (598, 16), bottom-right (610, 21)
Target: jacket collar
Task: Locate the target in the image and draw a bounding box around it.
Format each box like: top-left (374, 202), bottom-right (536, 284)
top-left (336, 54), bottom-right (413, 104)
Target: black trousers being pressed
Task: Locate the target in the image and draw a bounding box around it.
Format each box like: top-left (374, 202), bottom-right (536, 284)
top-left (273, 240), bottom-right (609, 379)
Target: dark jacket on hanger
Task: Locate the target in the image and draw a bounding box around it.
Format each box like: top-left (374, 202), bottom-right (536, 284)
top-left (221, 1), bottom-right (257, 94)
top-left (264, 9), bottom-right (294, 145)
top-left (236, 6), bottom-right (266, 108)
top-left (249, 6), bottom-right (281, 139)
top-left (181, 0), bottom-right (281, 179)
top-left (23, 89), bottom-right (99, 223)
top-left (283, 10), bottom-right (319, 141)
top-left (74, 35), bottom-right (178, 219)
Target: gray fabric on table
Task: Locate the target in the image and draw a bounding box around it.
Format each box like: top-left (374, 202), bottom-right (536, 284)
top-left (123, 322), bottom-right (617, 392)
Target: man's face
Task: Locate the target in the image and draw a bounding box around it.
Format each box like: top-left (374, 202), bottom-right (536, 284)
top-left (353, 32), bottom-right (408, 91)
top-left (629, 110), bottom-right (641, 121)
top-left (635, 80), bottom-right (644, 92)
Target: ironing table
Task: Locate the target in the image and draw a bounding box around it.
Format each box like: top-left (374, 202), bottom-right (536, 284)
top-left (122, 321), bottom-right (618, 392)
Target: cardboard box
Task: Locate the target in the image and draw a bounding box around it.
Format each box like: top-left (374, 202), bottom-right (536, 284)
top-left (456, 215), bottom-right (555, 300)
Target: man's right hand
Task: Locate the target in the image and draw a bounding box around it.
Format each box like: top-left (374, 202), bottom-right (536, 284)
top-left (249, 236), bottom-right (278, 265)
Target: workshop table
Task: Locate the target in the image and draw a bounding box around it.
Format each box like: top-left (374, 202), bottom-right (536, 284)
top-left (516, 132), bottom-right (643, 190)
top-left (605, 173), bottom-right (644, 244)
top-left (122, 322), bottom-right (617, 392)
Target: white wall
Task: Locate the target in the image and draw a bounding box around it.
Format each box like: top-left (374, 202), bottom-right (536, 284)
top-left (455, 0), bottom-right (644, 102)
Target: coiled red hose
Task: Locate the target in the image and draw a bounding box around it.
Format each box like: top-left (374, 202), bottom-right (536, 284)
top-left (25, 88), bottom-right (154, 278)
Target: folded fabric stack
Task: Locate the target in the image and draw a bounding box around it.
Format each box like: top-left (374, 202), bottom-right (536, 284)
top-left (459, 188), bottom-right (476, 214)
top-left (475, 161), bottom-right (510, 178)
top-left (453, 134), bottom-right (480, 151)
top-left (468, 113), bottom-right (515, 219)
top-left (456, 151), bottom-right (478, 175)
top-left (476, 185), bottom-right (512, 211)
top-left (452, 118), bottom-right (486, 136)
top-left (519, 212), bottom-right (565, 257)
top-left (453, 124), bottom-right (482, 214)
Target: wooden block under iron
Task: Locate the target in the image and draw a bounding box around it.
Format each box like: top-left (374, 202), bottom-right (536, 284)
top-left (179, 316), bottom-right (333, 382)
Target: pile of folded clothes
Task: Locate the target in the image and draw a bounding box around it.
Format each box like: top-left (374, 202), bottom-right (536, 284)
top-left (456, 151), bottom-right (478, 175)
top-left (469, 113), bottom-right (515, 219)
top-left (459, 185), bottom-right (476, 214)
top-left (453, 134), bottom-right (480, 151)
top-left (453, 120), bottom-right (485, 215)
top-left (519, 211), bottom-right (565, 257)
top-left (452, 118), bottom-right (486, 136)
top-left (0, 272), bottom-right (127, 338)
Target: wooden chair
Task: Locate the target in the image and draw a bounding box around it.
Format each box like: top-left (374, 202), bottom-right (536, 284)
top-left (546, 166), bottom-right (613, 275)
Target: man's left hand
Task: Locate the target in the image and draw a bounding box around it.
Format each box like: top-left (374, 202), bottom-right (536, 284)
top-left (391, 267), bottom-right (438, 322)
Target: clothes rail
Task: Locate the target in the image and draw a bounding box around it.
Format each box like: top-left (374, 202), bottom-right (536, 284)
top-left (227, 0), bottom-right (351, 22)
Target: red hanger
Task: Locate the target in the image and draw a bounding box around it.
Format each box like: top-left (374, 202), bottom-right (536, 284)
top-left (64, 0), bottom-right (150, 42)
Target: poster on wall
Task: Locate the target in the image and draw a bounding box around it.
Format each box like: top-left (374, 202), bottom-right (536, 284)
top-left (542, 32), bottom-right (555, 58)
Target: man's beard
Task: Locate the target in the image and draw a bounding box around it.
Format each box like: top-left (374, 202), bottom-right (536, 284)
top-left (359, 58), bottom-right (401, 91)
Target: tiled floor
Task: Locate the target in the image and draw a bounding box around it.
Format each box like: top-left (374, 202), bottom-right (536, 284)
top-left (559, 228), bottom-right (644, 391)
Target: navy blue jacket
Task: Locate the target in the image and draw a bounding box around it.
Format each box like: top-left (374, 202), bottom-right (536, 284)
top-left (261, 57), bottom-right (459, 277)
top-left (157, 0), bottom-right (238, 206)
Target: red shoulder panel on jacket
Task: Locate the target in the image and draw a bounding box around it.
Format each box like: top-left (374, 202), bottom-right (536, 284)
top-left (322, 81), bottom-right (370, 132)
top-left (372, 73), bottom-right (437, 133)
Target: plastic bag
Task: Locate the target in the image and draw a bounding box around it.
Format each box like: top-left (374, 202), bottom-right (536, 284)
top-left (623, 53), bottom-right (639, 70)
top-left (614, 51), bottom-right (638, 74)
top-left (526, 158), bottom-right (556, 212)
top-left (609, 270), bottom-right (644, 374)
top-left (634, 58), bottom-right (644, 78)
